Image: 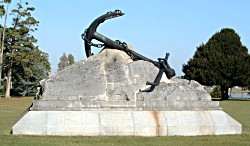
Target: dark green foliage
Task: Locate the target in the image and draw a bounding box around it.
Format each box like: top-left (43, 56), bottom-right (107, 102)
top-left (68, 53), bottom-right (75, 65)
top-left (0, 0), bottom-right (11, 18)
top-left (57, 52), bottom-right (75, 71)
top-left (210, 86), bottom-right (222, 99)
top-left (11, 51), bottom-right (50, 96)
top-left (1, 1), bottom-right (51, 96)
top-left (183, 28), bottom-right (250, 100)
top-left (0, 5), bottom-right (5, 18)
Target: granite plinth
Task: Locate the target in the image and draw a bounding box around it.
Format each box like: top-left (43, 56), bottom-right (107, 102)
top-left (13, 110), bottom-right (241, 136)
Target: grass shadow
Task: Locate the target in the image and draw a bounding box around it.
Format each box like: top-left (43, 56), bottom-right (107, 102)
top-left (212, 98), bottom-right (250, 101)
top-left (228, 98), bottom-right (250, 101)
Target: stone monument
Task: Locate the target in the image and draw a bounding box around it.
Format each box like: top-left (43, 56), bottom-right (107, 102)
top-left (12, 10), bottom-right (241, 136)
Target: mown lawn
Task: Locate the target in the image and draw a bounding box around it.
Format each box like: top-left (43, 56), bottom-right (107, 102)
top-left (0, 97), bottom-right (250, 146)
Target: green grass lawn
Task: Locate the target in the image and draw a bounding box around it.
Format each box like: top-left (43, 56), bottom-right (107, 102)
top-left (0, 97), bottom-right (250, 146)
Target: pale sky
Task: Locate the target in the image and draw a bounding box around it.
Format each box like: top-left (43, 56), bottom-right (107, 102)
top-left (3, 0), bottom-right (250, 75)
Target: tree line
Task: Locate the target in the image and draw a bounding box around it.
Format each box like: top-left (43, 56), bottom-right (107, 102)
top-left (0, 1), bottom-right (76, 98)
top-left (0, 0), bottom-right (50, 97)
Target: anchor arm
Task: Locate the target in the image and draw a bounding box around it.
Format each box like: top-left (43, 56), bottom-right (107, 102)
top-left (83, 10), bottom-right (124, 57)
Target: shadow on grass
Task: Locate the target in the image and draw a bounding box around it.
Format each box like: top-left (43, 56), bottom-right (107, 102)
top-left (228, 98), bottom-right (250, 101)
top-left (212, 98), bottom-right (250, 101)
top-left (11, 96), bottom-right (35, 99)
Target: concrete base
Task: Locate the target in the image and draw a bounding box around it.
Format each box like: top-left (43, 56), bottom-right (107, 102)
top-left (13, 110), bottom-right (241, 136)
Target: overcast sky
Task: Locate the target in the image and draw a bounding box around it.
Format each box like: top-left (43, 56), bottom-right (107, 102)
top-left (4, 0), bottom-right (250, 75)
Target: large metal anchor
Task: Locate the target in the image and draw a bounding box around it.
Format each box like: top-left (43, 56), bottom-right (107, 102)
top-left (82, 10), bottom-right (175, 89)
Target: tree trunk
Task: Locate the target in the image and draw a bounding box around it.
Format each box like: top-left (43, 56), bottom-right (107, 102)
top-left (221, 86), bottom-right (229, 100)
top-left (5, 49), bottom-right (14, 98)
top-left (229, 88), bottom-right (232, 98)
top-left (5, 66), bottom-right (12, 98)
top-left (0, 2), bottom-right (10, 87)
top-left (241, 87), bottom-right (244, 98)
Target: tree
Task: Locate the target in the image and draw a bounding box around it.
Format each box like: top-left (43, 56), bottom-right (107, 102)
top-left (57, 52), bottom-right (68, 71)
top-left (183, 28), bottom-right (250, 100)
top-left (1, 1), bottom-right (51, 97)
top-left (57, 52), bottom-right (75, 71)
top-left (68, 53), bottom-right (75, 65)
top-left (11, 51), bottom-right (50, 96)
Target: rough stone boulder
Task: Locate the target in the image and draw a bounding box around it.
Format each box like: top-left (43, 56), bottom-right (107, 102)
top-left (31, 49), bottom-right (220, 111)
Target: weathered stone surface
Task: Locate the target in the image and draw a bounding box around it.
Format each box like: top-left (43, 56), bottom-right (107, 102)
top-left (13, 111), bottom-right (242, 136)
top-left (38, 49), bottom-right (158, 102)
top-left (31, 49), bottom-right (220, 111)
top-left (13, 48), bottom-right (242, 136)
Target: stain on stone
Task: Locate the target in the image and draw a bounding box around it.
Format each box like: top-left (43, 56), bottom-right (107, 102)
top-left (152, 111), bottom-right (160, 136)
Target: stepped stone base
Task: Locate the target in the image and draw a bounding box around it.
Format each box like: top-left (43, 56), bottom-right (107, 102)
top-left (13, 110), bottom-right (241, 136)
top-left (31, 100), bottom-right (221, 111)
top-left (12, 49), bottom-right (242, 136)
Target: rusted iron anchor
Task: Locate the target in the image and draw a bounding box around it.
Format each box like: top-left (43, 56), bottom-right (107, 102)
top-left (82, 10), bottom-right (175, 90)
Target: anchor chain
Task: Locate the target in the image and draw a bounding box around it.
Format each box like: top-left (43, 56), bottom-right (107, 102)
top-left (82, 29), bottom-right (104, 48)
top-left (115, 40), bottom-right (138, 61)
